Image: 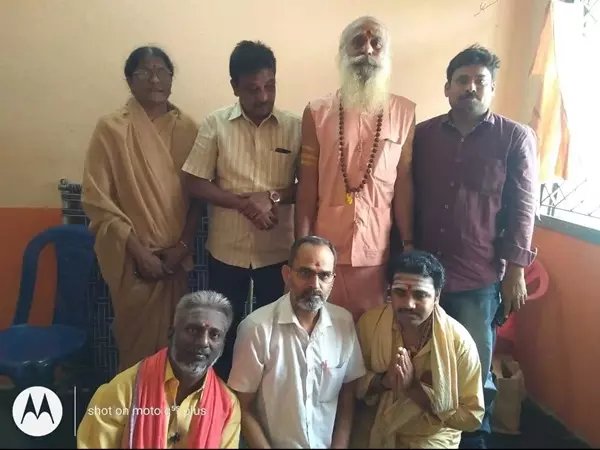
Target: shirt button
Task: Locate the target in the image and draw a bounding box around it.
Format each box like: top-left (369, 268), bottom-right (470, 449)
top-left (436, 251), bottom-right (442, 257)
top-left (440, 228), bottom-right (445, 233)
top-left (444, 205), bottom-right (449, 209)
top-left (450, 181), bottom-right (455, 187)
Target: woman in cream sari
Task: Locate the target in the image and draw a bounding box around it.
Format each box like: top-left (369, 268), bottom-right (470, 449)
top-left (82, 46), bottom-right (200, 372)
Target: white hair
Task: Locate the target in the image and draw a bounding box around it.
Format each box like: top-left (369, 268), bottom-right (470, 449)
top-left (337, 16), bottom-right (392, 112)
top-left (168, 291), bottom-right (231, 377)
top-left (173, 290), bottom-right (234, 331)
top-left (338, 16), bottom-right (391, 57)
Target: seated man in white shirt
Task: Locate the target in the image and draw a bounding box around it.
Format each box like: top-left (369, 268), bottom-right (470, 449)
top-left (228, 235), bottom-right (366, 448)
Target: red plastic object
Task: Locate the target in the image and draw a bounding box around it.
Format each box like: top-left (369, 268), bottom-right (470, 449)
top-left (496, 260), bottom-right (550, 343)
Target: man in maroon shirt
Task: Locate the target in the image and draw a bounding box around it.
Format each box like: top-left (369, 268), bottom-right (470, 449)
top-left (412, 45), bottom-right (538, 448)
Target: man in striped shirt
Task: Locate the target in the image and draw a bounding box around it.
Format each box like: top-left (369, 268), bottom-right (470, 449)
top-left (182, 40), bottom-right (301, 380)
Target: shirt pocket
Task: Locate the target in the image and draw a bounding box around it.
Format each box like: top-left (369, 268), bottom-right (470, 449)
top-left (319, 365), bottom-right (346, 403)
top-left (461, 156), bottom-right (506, 196)
top-left (372, 139), bottom-right (402, 186)
top-left (263, 148), bottom-right (297, 187)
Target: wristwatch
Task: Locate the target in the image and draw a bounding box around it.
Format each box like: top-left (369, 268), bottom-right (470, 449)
top-left (269, 190), bottom-right (281, 205)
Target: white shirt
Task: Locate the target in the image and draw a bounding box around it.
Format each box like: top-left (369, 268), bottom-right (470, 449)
top-left (181, 103), bottom-right (301, 269)
top-left (227, 294), bottom-right (366, 449)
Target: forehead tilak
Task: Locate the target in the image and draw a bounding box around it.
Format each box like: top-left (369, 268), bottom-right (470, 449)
top-left (392, 274), bottom-right (435, 291)
top-left (351, 23), bottom-right (384, 40)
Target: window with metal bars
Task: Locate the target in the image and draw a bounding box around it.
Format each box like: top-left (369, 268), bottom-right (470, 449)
top-left (539, 0), bottom-right (600, 233)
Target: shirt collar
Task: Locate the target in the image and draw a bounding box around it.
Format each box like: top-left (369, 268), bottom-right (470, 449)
top-left (228, 102), bottom-right (281, 124)
top-left (442, 109), bottom-right (495, 127)
top-left (277, 293), bottom-right (333, 330)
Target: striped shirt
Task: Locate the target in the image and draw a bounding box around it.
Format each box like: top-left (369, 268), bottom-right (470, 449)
top-left (182, 103), bottom-right (301, 269)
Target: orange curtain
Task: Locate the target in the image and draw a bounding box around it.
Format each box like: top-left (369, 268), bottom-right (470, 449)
top-left (529, 0), bottom-right (571, 183)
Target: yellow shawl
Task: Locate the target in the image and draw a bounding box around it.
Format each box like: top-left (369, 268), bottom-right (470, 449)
top-left (354, 303), bottom-right (460, 448)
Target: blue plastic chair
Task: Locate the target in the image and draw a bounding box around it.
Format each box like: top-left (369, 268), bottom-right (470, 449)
top-left (0, 224), bottom-right (97, 389)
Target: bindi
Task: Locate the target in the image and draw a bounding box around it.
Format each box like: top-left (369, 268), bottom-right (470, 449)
top-left (201, 320), bottom-right (212, 328)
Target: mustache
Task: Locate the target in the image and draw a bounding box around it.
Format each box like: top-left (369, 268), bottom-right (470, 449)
top-left (300, 288), bottom-right (324, 300)
top-left (349, 54), bottom-right (381, 68)
top-left (395, 308), bottom-right (419, 316)
top-left (461, 91), bottom-right (478, 100)
top-left (170, 345), bottom-right (213, 376)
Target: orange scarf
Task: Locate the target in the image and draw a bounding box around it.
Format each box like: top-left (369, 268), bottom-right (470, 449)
top-left (127, 347), bottom-right (232, 448)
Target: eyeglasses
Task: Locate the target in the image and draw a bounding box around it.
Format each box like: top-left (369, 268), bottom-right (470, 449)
top-left (132, 68), bottom-right (173, 82)
top-left (293, 267), bottom-right (335, 283)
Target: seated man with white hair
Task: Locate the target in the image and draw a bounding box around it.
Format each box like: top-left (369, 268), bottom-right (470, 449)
top-left (77, 291), bottom-right (241, 449)
top-left (295, 15), bottom-right (417, 322)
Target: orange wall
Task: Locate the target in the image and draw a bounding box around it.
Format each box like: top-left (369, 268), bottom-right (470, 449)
top-left (515, 228), bottom-right (600, 446)
top-left (0, 208), bottom-right (61, 329)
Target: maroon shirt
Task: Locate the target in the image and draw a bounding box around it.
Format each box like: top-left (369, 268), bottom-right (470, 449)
top-left (413, 111), bottom-right (538, 293)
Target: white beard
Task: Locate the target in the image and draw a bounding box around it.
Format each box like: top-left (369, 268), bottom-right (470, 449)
top-left (297, 296), bottom-right (325, 312)
top-left (169, 343), bottom-right (223, 378)
top-left (338, 51), bottom-right (391, 113)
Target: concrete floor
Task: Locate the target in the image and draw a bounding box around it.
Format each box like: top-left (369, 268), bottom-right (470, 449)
top-left (0, 386), bottom-right (591, 449)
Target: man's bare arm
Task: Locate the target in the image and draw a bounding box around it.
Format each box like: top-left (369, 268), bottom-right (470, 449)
top-left (236, 391), bottom-right (271, 449)
top-left (295, 104), bottom-right (320, 239)
top-left (331, 380), bottom-right (358, 448)
top-left (393, 118), bottom-right (415, 247)
top-left (180, 198), bottom-right (202, 250)
top-left (275, 184), bottom-right (297, 204)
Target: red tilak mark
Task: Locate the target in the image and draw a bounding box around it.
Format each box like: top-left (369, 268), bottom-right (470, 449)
top-left (314, 262), bottom-right (321, 268)
top-left (201, 321), bottom-right (211, 328)
top-left (406, 283), bottom-right (413, 290)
